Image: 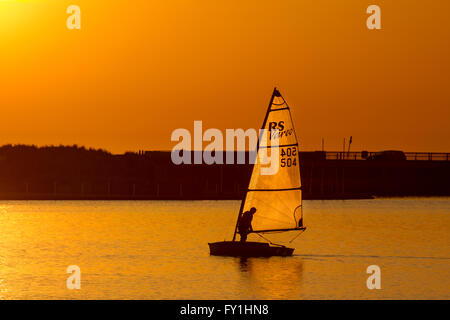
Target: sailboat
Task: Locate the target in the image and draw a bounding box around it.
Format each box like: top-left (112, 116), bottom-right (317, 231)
top-left (209, 88), bottom-right (306, 257)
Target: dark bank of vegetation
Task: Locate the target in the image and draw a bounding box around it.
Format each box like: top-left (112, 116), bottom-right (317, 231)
top-left (0, 144), bottom-right (448, 200)
top-left (0, 144), bottom-right (251, 199)
top-left (0, 144), bottom-right (112, 181)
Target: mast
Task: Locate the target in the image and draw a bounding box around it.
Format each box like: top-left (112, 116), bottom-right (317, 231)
top-left (232, 87), bottom-right (279, 241)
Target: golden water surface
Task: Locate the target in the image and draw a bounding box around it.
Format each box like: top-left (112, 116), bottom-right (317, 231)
top-left (0, 199), bottom-right (449, 299)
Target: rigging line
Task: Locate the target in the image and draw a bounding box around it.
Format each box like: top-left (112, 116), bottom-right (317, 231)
top-left (289, 229), bottom-right (306, 243)
top-left (255, 232), bottom-right (274, 245)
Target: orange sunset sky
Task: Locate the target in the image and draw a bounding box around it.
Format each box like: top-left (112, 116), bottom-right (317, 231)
top-left (0, 0), bottom-right (449, 153)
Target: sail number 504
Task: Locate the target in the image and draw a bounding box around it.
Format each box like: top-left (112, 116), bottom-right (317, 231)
top-left (280, 147), bottom-right (297, 167)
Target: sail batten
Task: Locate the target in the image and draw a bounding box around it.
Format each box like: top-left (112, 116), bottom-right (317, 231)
top-left (233, 88), bottom-right (304, 237)
top-left (248, 187), bottom-right (301, 192)
top-left (259, 143), bottom-right (298, 149)
top-left (269, 107), bottom-right (289, 111)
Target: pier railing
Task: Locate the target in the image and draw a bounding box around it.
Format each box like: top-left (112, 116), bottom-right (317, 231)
top-left (325, 152), bottom-right (450, 161)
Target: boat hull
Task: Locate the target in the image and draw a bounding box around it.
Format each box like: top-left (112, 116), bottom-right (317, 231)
top-left (208, 241), bottom-right (294, 257)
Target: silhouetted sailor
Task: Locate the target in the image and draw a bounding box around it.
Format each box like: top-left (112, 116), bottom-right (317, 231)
top-left (238, 207), bottom-right (256, 242)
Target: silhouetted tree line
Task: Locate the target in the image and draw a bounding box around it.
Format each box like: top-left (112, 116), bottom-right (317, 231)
top-left (0, 144), bottom-right (448, 199)
top-left (0, 145), bottom-right (252, 198)
top-left (0, 144), bottom-right (111, 181)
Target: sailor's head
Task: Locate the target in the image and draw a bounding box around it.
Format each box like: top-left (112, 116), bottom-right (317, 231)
top-left (250, 207), bottom-right (257, 214)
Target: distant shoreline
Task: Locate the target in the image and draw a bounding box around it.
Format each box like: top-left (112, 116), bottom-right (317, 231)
top-left (0, 193), bottom-right (375, 201)
top-left (0, 145), bottom-right (449, 200)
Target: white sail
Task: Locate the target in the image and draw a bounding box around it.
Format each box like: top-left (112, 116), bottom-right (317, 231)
top-left (240, 88), bottom-right (302, 233)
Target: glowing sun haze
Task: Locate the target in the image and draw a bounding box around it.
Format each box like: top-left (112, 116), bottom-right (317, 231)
top-left (0, 0), bottom-right (449, 153)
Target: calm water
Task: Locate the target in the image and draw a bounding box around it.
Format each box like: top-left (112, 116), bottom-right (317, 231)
top-left (0, 199), bottom-right (449, 299)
